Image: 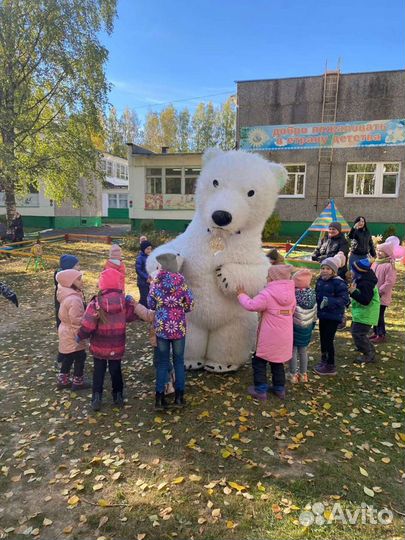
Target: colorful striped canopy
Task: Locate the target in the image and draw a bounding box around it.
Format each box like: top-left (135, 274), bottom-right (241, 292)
top-left (308, 200), bottom-right (350, 232)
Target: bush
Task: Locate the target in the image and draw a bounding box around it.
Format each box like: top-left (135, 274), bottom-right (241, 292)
top-left (262, 211), bottom-right (281, 242)
top-left (382, 226), bottom-right (397, 242)
top-left (121, 230), bottom-right (176, 253)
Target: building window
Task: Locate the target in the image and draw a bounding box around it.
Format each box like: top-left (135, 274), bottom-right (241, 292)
top-left (185, 168), bottom-right (200, 194)
top-left (116, 163), bottom-right (128, 180)
top-left (145, 167), bottom-right (201, 196)
top-left (100, 159), bottom-right (107, 172)
top-left (146, 168), bottom-right (163, 194)
top-left (279, 164), bottom-right (306, 197)
top-left (345, 162), bottom-right (400, 197)
top-left (108, 193), bottom-right (128, 208)
top-left (165, 168), bottom-right (182, 194)
top-left (105, 160), bottom-right (113, 176)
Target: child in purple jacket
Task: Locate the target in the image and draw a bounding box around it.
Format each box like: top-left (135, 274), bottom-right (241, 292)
top-left (148, 253), bottom-right (194, 410)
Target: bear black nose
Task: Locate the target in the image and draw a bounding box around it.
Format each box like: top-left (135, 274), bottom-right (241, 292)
top-left (212, 210), bottom-right (232, 227)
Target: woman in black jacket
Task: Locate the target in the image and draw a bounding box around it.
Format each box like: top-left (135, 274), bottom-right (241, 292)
top-left (10, 212), bottom-right (24, 242)
top-left (312, 222), bottom-right (349, 280)
top-left (348, 216), bottom-right (376, 267)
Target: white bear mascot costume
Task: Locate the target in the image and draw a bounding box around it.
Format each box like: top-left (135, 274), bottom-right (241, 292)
top-left (146, 148), bottom-right (287, 372)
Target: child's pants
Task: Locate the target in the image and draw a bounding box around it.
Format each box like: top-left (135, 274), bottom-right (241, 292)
top-left (352, 322), bottom-right (375, 356)
top-left (59, 350), bottom-right (86, 377)
top-left (319, 319), bottom-right (339, 365)
top-left (373, 305), bottom-right (387, 336)
top-left (290, 346), bottom-right (309, 374)
top-left (252, 354), bottom-right (285, 393)
top-left (93, 358), bottom-right (123, 395)
top-left (138, 283), bottom-right (150, 307)
top-left (155, 337), bottom-right (185, 393)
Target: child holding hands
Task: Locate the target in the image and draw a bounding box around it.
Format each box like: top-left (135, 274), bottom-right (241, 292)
top-left (77, 268), bottom-right (153, 411)
top-left (237, 264), bottom-right (296, 401)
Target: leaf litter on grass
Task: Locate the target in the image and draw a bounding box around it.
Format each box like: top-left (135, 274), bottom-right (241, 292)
top-left (0, 243), bottom-right (404, 539)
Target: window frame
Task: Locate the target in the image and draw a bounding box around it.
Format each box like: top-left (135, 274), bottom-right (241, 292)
top-left (144, 167), bottom-right (201, 196)
top-left (345, 161), bottom-right (400, 198)
top-left (278, 163), bottom-right (306, 198)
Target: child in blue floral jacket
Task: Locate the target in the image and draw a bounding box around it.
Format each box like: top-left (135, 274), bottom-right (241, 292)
top-left (148, 252), bottom-right (194, 410)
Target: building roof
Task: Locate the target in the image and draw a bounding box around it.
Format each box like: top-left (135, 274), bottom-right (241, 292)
top-left (236, 69), bottom-right (405, 84)
top-left (127, 144), bottom-right (156, 156)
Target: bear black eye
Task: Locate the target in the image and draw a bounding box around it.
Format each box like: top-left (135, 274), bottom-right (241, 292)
top-left (213, 179), bottom-right (219, 187)
top-left (247, 190), bottom-right (255, 197)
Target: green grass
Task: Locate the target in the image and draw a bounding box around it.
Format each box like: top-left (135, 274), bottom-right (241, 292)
top-left (0, 242), bottom-right (404, 540)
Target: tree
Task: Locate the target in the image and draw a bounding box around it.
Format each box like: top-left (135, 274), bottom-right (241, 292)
top-left (143, 112), bottom-right (162, 153)
top-left (177, 108), bottom-right (191, 152)
top-left (105, 106), bottom-right (123, 157)
top-left (216, 97), bottom-right (236, 150)
top-left (159, 105), bottom-right (177, 151)
top-left (0, 0), bottom-right (117, 223)
top-left (191, 102), bottom-right (217, 151)
top-left (120, 107), bottom-right (142, 146)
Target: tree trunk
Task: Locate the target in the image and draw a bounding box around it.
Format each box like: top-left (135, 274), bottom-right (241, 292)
top-left (5, 184), bottom-right (17, 226)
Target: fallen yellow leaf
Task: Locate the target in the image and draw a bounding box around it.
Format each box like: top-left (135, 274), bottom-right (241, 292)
top-left (172, 476), bottom-right (184, 484)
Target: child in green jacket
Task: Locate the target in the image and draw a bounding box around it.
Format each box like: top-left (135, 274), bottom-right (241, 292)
top-left (349, 259), bottom-right (380, 364)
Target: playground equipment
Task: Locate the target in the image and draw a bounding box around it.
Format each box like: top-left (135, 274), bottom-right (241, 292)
top-left (284, 199), bottom-right (350, 268)
top-left (25, 241), bottom-right (47, 271)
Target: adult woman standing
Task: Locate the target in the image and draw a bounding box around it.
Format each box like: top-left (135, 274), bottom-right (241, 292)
top-left (312, 222), bottom-right (349, 280)
top-left (348, 216), bottom-right (376, 267)
top-left (10, 212), bottom-right (24, 242)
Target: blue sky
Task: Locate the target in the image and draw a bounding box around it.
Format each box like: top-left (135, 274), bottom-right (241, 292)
top-left (102, 0), bottom-right (405, 121)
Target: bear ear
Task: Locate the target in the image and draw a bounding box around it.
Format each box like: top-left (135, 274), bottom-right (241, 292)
top-left (202, 147), bottom-right (223, 166)
top-left (268, 162), bottom-right (288, 189)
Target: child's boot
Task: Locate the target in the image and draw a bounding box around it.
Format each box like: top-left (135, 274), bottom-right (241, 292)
top-left (57, 373), bottom-right (71, 390)
top-left (313, 354), bottom-right (328, 373)
top-left (91, 392), bottom-right (102, 411)
top-left (269, 385), bottom-right (286, 400)
top-left (174, 390), bottom-right (185, 407)
top-left (289, 373), bottom-right (300, 384)
top-left (300, 372), bottom-right (309, 383)
top-left (247, 385), bottom-right (267, 401)
top-left (71, 376), bottom-right (91, 391)
top-left (155, 392), bottom-right (168, 411)
top-left (113, 391), bottom-right (124, 408)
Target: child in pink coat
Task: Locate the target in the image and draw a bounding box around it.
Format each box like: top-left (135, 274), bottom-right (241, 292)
top-left (104, 244), bottom-right (126, 292)
top-left (237, 264), bottom-right (296, 401)
top-left (371, 241), bottom-right (397, 343)
top-left (56, 269), bottom-right (90, 391)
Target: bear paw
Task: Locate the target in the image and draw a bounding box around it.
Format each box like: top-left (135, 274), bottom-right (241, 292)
top-left (185, 359), bottom-right (205, 370)
top-left (204, 362), bottom-right (240, 373)
top-left (215, 265), bottom-right (232, 294)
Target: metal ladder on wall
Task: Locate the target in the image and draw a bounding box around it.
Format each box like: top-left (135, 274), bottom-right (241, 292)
top-left (315, 68), bottom-right (340, 209)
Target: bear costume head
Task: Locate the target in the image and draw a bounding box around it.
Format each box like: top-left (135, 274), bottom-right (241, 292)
top-left (195, 148), bottom-right (287, 236)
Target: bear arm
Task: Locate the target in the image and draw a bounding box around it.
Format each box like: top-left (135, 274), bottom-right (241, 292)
top-left (215, 262), bottom-right (267, 297)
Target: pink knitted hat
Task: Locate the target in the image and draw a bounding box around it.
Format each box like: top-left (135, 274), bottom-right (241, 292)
top-left (109, 244), bottom-right (122, 259)
top-left (99, 268), bottom-right (122, 291)
top-left (293, 268), bottom-right (313, 288)
top-left (267, 264), bottom-right (293, 281)
top-left (377, 241), bottom-right (394, 258)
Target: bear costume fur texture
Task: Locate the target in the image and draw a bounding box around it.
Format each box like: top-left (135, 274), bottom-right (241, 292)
top-left (146, 148), bottom-right (287, 372)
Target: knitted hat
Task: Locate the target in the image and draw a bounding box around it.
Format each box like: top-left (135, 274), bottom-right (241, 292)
top-left (292, 268), bottom-right (313, 288)
top-left (60, 254), bottom-right (79, 270)
top-left (267, 248), bottom-right (284, 264)
top-left (267, 264), bottom-right (293, 281)
top-left (56, 269), bottom-right (82, 288)
top-left (156, 252), bottom-right (184, 274)
top-left (321, 253), bottom-right (345, 274)
top-left (329, 221), bottom-right (342, 233)
top-left (109, 244), bottom-right (122, 259)
top-left (377, 241), bottom-right (394, 258)
top-left (98, 268), bottom-right (122, 291)
top-left (140, 240), bottom-right (152, 253)
top-left (351, 258), bottom-right (372, 273)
